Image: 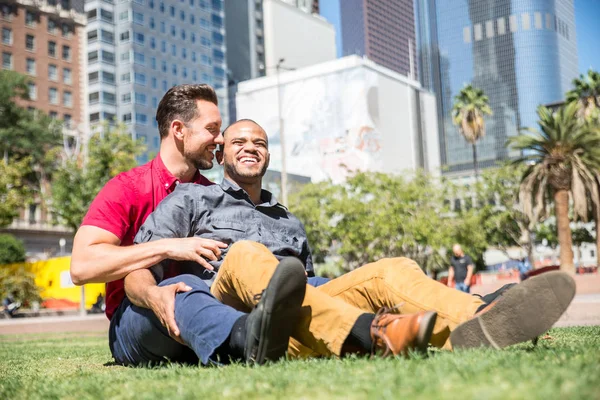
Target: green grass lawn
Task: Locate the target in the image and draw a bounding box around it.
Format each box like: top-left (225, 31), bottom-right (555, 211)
top-left (1, 327), bottom-right (599, 400)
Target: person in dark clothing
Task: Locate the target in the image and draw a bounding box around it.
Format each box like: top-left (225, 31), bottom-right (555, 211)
top-left (448, 244), bottom-right (474, 293)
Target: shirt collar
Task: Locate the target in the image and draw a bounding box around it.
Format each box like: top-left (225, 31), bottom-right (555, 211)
top-left (154, 153), bottom-right (206, 192)
top-left (220, 178), bottom-right (281, 207)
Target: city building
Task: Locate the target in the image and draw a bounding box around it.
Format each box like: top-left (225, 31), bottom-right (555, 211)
top-left (85, 0), bottom-right (228, 161)
top-left (0, 0), bottom-right (86, 129)
top-left (235, 55), bottom-right (440, 194)
top-left (417, 0), bottom-right (578, 175)
top-left (1, 0), bottom-right (86, 257)
top-left (319, 0), bottom-right (417, 77)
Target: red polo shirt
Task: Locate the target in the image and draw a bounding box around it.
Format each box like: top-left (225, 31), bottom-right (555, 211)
top-left (81, 154), bottom-right (212, 320)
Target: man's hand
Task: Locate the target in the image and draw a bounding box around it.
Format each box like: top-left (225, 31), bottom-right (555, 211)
top-left (146, 282), bottom-right (192, 344)
top-left (163, 238), bottom-right (228, 271)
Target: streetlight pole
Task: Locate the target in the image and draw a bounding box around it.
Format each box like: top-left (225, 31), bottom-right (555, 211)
top-left (275, 58), bottom-right (289, 207)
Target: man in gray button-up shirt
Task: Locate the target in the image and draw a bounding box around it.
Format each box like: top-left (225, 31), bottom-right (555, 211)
top-left (133, 119), bottom-right (314, 284)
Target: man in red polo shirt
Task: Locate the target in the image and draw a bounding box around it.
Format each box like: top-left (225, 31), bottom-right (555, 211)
top-left (70, 84), bottom-right (307, 366)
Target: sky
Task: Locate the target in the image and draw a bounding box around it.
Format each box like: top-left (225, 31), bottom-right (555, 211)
top-left (575, 0), bottom-right (600, 74)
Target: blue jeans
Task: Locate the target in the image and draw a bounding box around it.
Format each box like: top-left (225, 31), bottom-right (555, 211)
top-left (307, 276), bottom-right (330, 287)
top-left (109, 274), bottom-right (243, 366)
top-left (455, 282), bottom-right (470, 293)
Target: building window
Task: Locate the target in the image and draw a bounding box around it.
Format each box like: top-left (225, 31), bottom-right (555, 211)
top-left (172, 64), bottom-right (177, 75)
top-left (88, 71), bottom-right (99, 83)
top-left (212, 31), bottom-right (223, 45)
top-left (133, 11), bottom-right (144, 24)
top-left (90, 112), bottom-right (100, 123)
top-left (101, 29), bottom-right (114, 43)
top-left (160, 21), bottom-right (165, 33)
top-left (151, 77), bottom-right (157, 89)
top-left (63, 114), bottom-right (72, 128)
top-left (1, 4), bottom-right (14, 21)
top-left (62, 45), bottom-right (71, 60)
top-left (191, 32), bottom-right (195, 43)
top-left (534, 12), bottom-right (543, 30)
top-left (26, 34), bottom-right (35, 51)
top-left (182, 67), bottom-right (187, 78)
top-left (473, 23), bottom-right (482, 41)
top-left (200, 18), bottom-right (209, 29)
top-left (88, 30), bottom-right (98, 42)
top-left (180, 10), bottom-right (184, 21)
top-left (159, 2), bottom-right (164, 12)
top-left (60, 0), bottom-right (70, 10)
top-left (101, 50), bottom-right (115, 64)
top-left (62, 23), bottom-right (72, 38)
top-left (63, 68), bottom-right (72, 84)
top-left (135, 92), bottom-right (147, 104)
top-left (150, 17), bottom-right (155, 29)
top-left (170, 25), bottom-right (176, 36)
top-left (49, 111), bottom-right (58, 120)
top-left (87, 9), bottom-right (97, 22)
top-left (100, 9), bottom-right (114, 22)
top-left (150, 37), bottom-right (156, 49)
top-left (134, 32), bottom-right (144, 44)
top-left (48, 19), bottom-right (57, 34)
top-left (181, 29), bottom-right (186, 40)
top-left (161, 40), bottom-right (166, 52)
top-left (497, 17), bottom-right (506, 35)
top-left (49, 88), bottom-right (59, 104)
top-left (120, 30), bottom-right (130, 42)
top-left (192, 70), bottom-right (197, 81)
top-left (181, 48), bottom-right (187, 59)
top-left (123, 113), bottom-right (132, 123)
top-left (134, 52), bottom-right (145, 65)
top-left (463, 26), bottom-right (471, 43)
top-left (25, 10), bottom-right (37, 26)
top-left (546, 13), bottom-right (553, 30)
top-left (26, 58), bottom-right (36, 75)
top-left (521, 13), bottom-right (531, 30)
top-left (103, 92), bottom-right (116, 105)
top-left (119, 10), bottom-right (128, 21)
top-left (201, 54), bottom-right (211, 66)
top-left (100, 71), bottom-right (114, 84)
top-left (171, 44), bottom-right (176, 56)
top-left (63, 91), bottom-right (72, 107)
top-left (136, 113), bottom-right (148, 125)
top-left (170, 6), bottom-right (175, 17)
top-left (211, 14), bottom-right (222, 28)
top-left (2, 27), bottom-right (11, 44)
top-left (48, 41), bottom-right (57, 57)
top-left (151, 57), bottom-right (157, 70)
top-left (88, 50), bottom-right (98, 63)
top-left (49, 64), bottom-right (58, 80)
top-left (161, 61), bottom-right (167, 72)
top-left (2, 52), bottom-right (12, 69)
top-left (485, 20), bottom-right (494, 38)
top-left (162, 80), bottom-right (167, 91)
top-left (122, 92), bottom-right (131, 103)
top-left (121, 72), bottom-right (131, 82)
top-left (134, 72), bottom-right (146, 85)
top-left (28, 82), bottom-right (36, 100)
top-left (190, 14), bottom-right (195, 24)
top-left (509, 15), bottom-right (518, 32)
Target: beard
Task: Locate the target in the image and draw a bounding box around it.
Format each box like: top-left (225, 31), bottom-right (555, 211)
top-left (224, 160), bottom-right (268, 180)
top-left (185, 149), bottom-right (214, 170)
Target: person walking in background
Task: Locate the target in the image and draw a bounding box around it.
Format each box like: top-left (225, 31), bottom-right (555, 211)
top-left (448, 244), bottom-right (474, 293)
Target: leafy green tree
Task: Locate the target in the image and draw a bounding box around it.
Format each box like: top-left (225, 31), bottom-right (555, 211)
top-left (572, 226), bottom-right (594, 266)
top-left (0, 71), bottom-right (63, 194)
top-left (50, 123), bottom-right (145, 231)
top-left (0, 234), bottom-right (26, 264)
top-left (508, 103), bottom-right (600, 273)
top-left (290, 171), bottom-right (488, 275)
top-left (0, 158), bottom-right (31, 227)
top-left (451, 84), bottom-right (492, 179)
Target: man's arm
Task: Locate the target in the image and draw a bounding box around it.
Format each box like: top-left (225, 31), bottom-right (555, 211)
top-left (447, 266), bottom-right (455, 287)
top-left (465, 260), bottom-right (475, 287)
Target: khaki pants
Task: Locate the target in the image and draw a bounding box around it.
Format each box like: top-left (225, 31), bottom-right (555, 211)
top-left (210, 241), bottom-right (484, 357)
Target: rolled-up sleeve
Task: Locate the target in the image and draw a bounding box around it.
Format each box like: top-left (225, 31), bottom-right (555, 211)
top-left (134, 184), bottom-right (199, 281)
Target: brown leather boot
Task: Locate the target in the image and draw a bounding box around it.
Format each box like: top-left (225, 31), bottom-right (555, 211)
top-left (370, 309), bottom-right (438, 357)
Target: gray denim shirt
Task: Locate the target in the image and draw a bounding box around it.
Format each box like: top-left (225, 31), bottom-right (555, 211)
top-left (133, 178), bottom-right (313, 283)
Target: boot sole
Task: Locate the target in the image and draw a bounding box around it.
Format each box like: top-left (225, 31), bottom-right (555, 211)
top-left (415, 311), bottom-right (438, 353)
top-left (246, 257), bottom-right (307, 365)
top-left (450, 271), bottom-right (575, 350)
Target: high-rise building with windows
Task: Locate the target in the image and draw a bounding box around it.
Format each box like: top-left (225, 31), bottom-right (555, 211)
top-left (85, 0), bottom-right (228, 162)
top-left (320, 0), bottom-right (417, 77)
top-left (417, 0), bottom-right (578, 174)
top-left (0, 0), bottom-right (85, 129)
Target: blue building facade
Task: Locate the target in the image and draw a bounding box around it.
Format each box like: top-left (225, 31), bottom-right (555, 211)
top-left (418, 0), bottom-right (578, 173)
top-left (85, 0), bottom-right (227, 162)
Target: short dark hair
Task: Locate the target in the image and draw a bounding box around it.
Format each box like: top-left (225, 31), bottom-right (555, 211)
top-left (155, 84), bottom-right (218, 139)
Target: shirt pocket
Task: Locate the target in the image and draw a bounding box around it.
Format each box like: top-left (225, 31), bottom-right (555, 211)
top-left (209, 220), bottom-right (248, 243)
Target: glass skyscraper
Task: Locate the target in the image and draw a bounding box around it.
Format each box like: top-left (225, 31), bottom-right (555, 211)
top-left (418, 0), bottom-right (578, 174)
top-left (85, 0), bottom-right (227, 162)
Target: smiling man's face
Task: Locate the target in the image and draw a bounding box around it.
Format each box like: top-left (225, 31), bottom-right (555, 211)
top-left (221, 120), bottom-right (270, 183)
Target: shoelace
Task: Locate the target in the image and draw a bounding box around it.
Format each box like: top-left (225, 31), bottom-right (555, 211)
top-left (253, 290), bottom-right (265, 302)
top-left (370, 303), bottom-right (406, 356)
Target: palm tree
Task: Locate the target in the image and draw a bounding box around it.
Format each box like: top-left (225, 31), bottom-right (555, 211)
top-left (566, 69), bottom-right (600, 119)
top-left (566, 69), bottom-right (600, 266)
top-left (508, 103), bottom-right (600, 273)
top-left (451, 84), bottom-right (492, 179)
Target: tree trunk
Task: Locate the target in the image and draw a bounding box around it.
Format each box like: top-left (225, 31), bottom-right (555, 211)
top-left (554, 189), bottom-right (575, 273)
top-left (472, 143), bottom-right (479, 180)
top-left (596, 218), bottom-right (600, 269)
